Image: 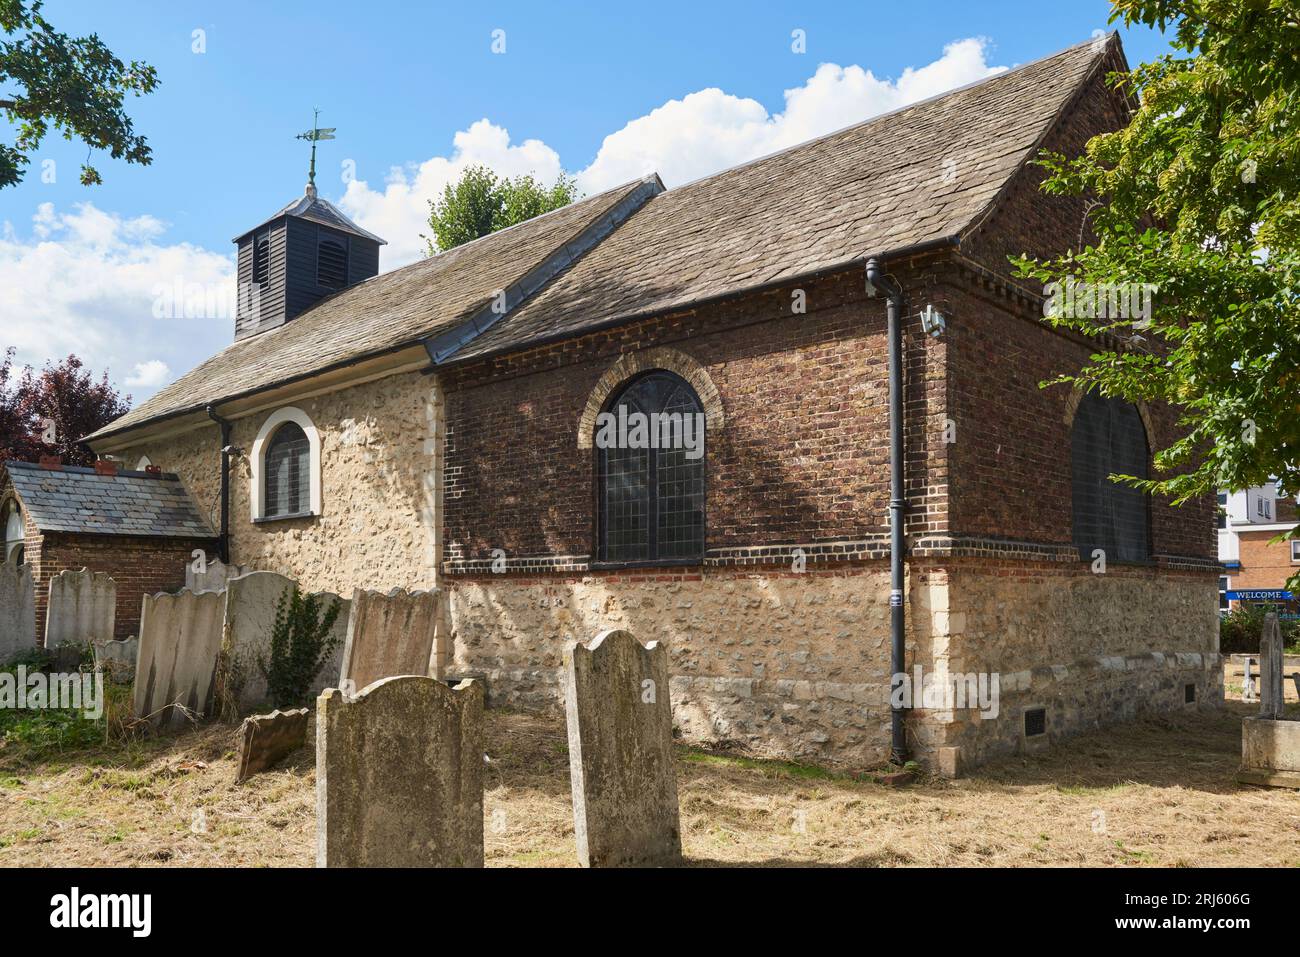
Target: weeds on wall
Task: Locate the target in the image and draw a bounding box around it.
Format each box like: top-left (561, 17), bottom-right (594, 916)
top-left (257, 586), bottom-right (342, 709)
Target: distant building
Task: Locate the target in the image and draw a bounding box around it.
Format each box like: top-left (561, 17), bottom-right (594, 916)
top-left (1218, 481), bottom-right (1298, 615)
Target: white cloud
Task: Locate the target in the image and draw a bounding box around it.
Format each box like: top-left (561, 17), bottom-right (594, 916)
top-left (340, 38), bottom-right (1007, 266)
top-left (125, 359), bottom-right (171, 388)
top-left (0, 202), bottom-right (234, 402)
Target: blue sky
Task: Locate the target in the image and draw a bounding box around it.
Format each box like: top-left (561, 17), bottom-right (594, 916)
top-left (0, 1), bottom-right (1172, 402)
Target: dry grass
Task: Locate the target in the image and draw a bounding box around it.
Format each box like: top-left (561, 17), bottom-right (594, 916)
top-left (2, 695), bottom-right (1298, 867)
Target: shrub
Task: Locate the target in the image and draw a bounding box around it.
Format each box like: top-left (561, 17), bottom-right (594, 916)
top-left (1220, 605), bottom-right (1299, 654)
top-left (257, 586), bottom-right (342, 709)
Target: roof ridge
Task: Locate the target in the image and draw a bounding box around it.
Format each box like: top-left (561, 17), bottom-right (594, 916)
top-left (663, 33), bottom-right (1115, 196)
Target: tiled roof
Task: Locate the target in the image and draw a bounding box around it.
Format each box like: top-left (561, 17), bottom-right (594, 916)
top-left (449, 36), bottom-right (1113, 362)
top-left (3, 461), bottom-right (215, 539)
top-left (87, 178), bottom-right (657, 442)
top-left (87, 35), bottom-right (1117, 443)
top-left (235, 190), bottom-right (387, 244)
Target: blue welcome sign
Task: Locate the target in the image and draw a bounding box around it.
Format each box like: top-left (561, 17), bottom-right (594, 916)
top-left (1226, 589), bottom-right (1294, 601)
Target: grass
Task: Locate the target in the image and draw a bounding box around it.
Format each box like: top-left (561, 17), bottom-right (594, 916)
top-left (0, 669), bottom-right (1298, 867)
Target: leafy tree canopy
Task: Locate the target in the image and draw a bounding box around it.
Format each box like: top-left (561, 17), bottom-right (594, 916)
top-left (0, 350), bottom-right (130, 466)
top-left (0, 0), bottom-right (158, 188)
top-left (423, 164), bottom-right (580, 253)
top-left (1014, 0), bottom-right (1300, 576)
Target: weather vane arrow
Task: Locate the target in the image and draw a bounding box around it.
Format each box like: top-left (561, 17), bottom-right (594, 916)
top-left (295, 108), bottom-right (336, 192)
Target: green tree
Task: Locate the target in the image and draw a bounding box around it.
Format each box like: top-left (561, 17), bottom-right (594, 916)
top-left (0, 0), bottom-right (158, 188)
top-left (423, 164), bottom-right (580, 253)
top-left (1013, 0), bottom-right (1300, 584)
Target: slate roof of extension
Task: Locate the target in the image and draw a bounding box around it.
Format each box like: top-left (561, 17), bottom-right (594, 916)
top-left (3, 461), bottom-right (215, 539)
top-left (87, 35), bottom-right (1117, 443)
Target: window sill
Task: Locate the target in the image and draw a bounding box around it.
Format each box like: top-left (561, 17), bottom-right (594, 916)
top-left (253, 511), bottom-right (318, 525)
top-left (590, 557), bottom-right (704, 572)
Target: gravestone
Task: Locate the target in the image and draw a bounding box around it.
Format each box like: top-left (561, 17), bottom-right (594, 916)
top-left (45, 568), bottom-right (116, 646)
top-left (236, 708), bottom-right (309, 783)
top-left (218, 571), bottom-right (348, 714)
top-left (317, 675), bottom-right (484, 867)
top-left (186, 556), bottom-right (247, 593)
top-left (93, 636), bottom-right (138, 684)
top-left (338, 588), bottom-right (444, 692)
top-left (1260, 613), bottom-right (1285, 719)
top-left (564, 629), bottom-right (682, 867)
top-left (134, 589), bottom-right (226, 729)
top-left (0, 561), bottom-right (36, 661)
top-left (1242, 657), bottom-right (1258, 702)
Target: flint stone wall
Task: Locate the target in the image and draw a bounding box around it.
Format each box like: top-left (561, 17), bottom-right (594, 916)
top-left (45, 568), bottom-right (116, 646)
top-left (134, 589), bottom-right (226, 728)
top-left (0, 561), bottom-right (36, 660)
top-left (317, 675), bottom-right (484, 867)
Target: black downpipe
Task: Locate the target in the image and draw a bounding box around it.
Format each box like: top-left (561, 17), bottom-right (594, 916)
top-left (865, 258), bottom-right (908, 765)
top-left (206, 405), bottom-right (232, 564)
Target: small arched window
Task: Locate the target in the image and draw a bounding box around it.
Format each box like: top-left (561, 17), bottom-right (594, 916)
top-left (264, 422), bottom-right (311, 518)
top-left (1071, 392), bottom-right (1150, 562)
top-left (597, 371), bottom-right (705, 564)
top-left (2, 498), bottom-right (24, 564)
top-left (317, 235), bottom-right (348, 289)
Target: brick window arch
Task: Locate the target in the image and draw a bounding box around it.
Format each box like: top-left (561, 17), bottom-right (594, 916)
top-left (596, 370), bottom-right (706, 565)
top-left (1070, 391), bottom-right (1150, 562)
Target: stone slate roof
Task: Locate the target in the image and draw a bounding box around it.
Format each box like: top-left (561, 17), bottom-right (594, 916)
top-left (235, 190), bottom-right (387, 244)
top-left (89, 178), bottom-right (656, 442)
top-left (3, 461), bottom-right (215, 539)
top-left (449, 36), bottom-right (1113, 362)
top-left (87, 35), bottom-right (1118, 443)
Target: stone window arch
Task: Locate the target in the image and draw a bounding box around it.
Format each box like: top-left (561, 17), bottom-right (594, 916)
top-left (578, 347), bottom-right (723, 449)
top-left (1, 495), bottom-right (25, 564)
top-left (251, 406), bottom-right (322, 521)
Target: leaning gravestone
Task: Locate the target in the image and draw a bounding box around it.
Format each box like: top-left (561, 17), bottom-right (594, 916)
top-left (218, 571), bottom-right (349, 714)
top-left (134, 589), bottom-right (226, 729)
top-left (1260, 613), bottom-right (1285, 720)
top-left (317, 675), bottom-right (484, 867)
top-left (45, 568), bottom-right (116, 646)
top-left (564, 629), bottom-right (682, 867)
top-left (93, 636), bottom-right (138, 684)
top-left (0, 561), bottom-right (36, 660)
top-left (338, 588), bottom-right (444, 692)
top-left (185, 556), bottom-right (247, 593)
top-left (236, 708), bottom-right (309, 784)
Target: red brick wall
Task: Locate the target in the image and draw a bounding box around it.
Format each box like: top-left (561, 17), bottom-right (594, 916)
top-left (34, 534), bottom-right (211, 641)
top-left (440, 264), bottom-right (949, 564)
top-left (1232, 531), bottom-right (1299, 591)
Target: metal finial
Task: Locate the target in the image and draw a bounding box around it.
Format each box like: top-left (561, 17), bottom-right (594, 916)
top-left (295, 107), bottom-right (336, 195)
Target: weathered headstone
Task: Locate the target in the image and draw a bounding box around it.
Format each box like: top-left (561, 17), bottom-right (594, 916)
top-left (1260, 613), bottom-right (1285, 719)
top-left (217, 571), bottom-right (348, 714)
top-left (564, 629), bottom-right (682, 867)
top-left (236, 708), bottom-right (309, 783)
top-left (186, 556), bottom-right (247, 594)
top-left (134, 589), bottom-right (226, 729)
top-left (45, 568), bottom-right (116, 646)
top-left (1242, 657), bottom-right (1258, 702)
top-left (0, 561), bottom-right (36, 661)
top-left (93, 636), bottom-right (138, 684)
top-left (338, 588), bottom-right (444, 692)
top-left (317, 675), bottom-right (484, 867)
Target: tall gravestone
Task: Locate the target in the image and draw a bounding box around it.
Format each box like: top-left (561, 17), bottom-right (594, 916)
top-left (317, 675), bottom-right (484, 867)
top-left (218, 571), bottom-right (349, 714)
top-left (134, 589), bottom-right (226, 728)
top-left (1260, 612), bottom-right (1285, 720)
top-left (564, 629), bottom-right (682, 867)
top-left (0, 561), bottom-right (36, 660)
top-left (338, 588), bottom-right (444, 692)
top-left (45, 568), bottom-right (116, 646)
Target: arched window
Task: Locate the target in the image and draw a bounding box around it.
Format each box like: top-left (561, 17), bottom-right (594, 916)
top-left (264, 422), bottom-right (311, 518)
top-left (597, 371), bottom-right (705, 564)
top-left (251, 406), bottom-right (322, 521)
top-left (2, 497), bottom-right (24, 564)
top-left (1071, 392), bottom-right (1150, 562)
top-left (252, 234), bottom-right (270, 285)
